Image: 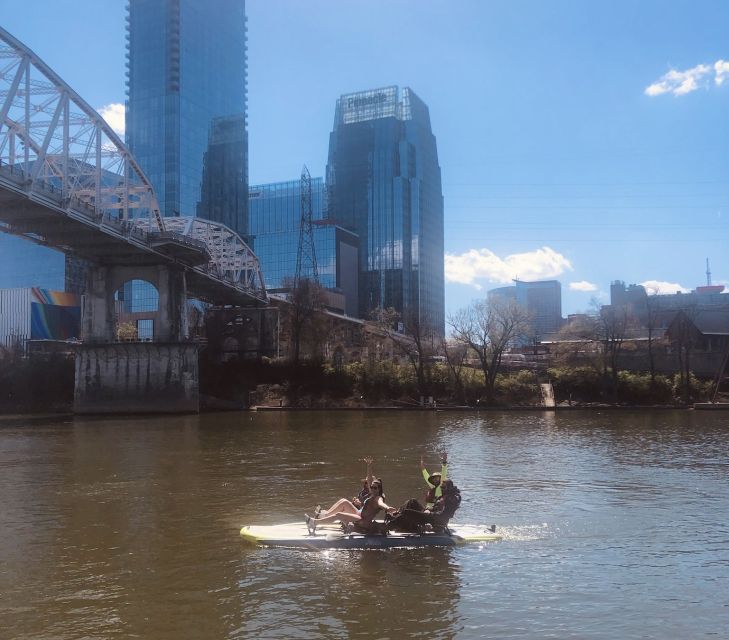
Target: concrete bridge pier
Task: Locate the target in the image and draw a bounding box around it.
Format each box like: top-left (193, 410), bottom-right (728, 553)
top-left (74, 263), bottom-right (200, 414)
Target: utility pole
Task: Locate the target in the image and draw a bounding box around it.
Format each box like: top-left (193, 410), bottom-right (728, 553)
top-left (294, 165), bottom-right (319, 288)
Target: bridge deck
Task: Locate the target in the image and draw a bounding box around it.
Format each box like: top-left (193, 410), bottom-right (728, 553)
top-left (0, 172), bottom-right (264, 306)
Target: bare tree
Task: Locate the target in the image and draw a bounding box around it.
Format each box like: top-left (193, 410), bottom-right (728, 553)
top-left (551, 314), bottom-right (601, 370)
top-left (594, 302), bottom-right (633, 400)
top-left (442, 339), bottom-right (469, 403)
top-left (449, 298), bottom-right (532, 404)
top-left (401, 309), bottom-right (440, 401)
top-left (669, 306), bottom-right (699, 402)
top-left (644, 292), bottom-right (661, 385)
top-left (368, 307), bottom-right (440, 402)
top-left (283, 277), bottom-right (328, 365)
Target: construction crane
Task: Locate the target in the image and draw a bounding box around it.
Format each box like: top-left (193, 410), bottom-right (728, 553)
top-left (294, 165), bottom-right (319, 288)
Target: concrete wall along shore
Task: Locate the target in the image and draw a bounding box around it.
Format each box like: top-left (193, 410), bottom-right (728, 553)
top-left (74, 343), bottom-right (199, 414)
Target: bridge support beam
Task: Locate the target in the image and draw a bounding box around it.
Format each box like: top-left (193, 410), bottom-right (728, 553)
top-left (74, 263), bottom-right (198, 414)
top-left (74, 343), bottom-right (199, 414)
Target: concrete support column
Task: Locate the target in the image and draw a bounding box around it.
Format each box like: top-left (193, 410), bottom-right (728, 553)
top-left (74, 342), bottom-right (199, 414)
top-left (82, 265), bottom-right (115, 342)
top-left (75, 263), bottom-right (197, 414)
top-left (154, 264), bottom-right (188, 342)
top-left (81, 263), bottom-right (188, 342)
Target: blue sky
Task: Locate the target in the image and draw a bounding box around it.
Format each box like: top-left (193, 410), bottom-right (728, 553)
top-left (5, 0), bottom-right (728, 316)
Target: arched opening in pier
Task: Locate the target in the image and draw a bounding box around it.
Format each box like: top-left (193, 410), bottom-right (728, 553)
top-left (114, 279), bottom-right (159, 341)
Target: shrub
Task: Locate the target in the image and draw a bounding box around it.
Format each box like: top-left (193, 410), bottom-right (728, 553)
top-left (547, 366), bottom-right (603, 402)
top-left (495, 370), bottom-right (540, 405)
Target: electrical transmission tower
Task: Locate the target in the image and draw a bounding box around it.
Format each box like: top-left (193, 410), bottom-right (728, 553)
top-left (294, 165), bottom-right (319, 288)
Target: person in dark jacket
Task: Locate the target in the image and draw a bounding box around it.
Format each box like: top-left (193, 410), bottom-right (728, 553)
top-left (388, 479), bottom-right (462, 534)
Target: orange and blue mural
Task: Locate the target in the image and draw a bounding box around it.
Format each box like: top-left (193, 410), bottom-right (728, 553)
top-left (30, 288), bottom-right (80, 306)
top-left (29, 288), bottom-right (81, 340)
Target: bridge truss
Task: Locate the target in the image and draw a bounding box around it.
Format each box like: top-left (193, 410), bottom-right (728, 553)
top-left (0, 26), bottom-right (266, 304)
top-left (0, 26), bottom-right (164, 231)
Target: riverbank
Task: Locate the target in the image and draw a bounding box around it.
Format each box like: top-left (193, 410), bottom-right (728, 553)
top-left (0, 403), bottom-right (702, 419)
top-left (251, 403), bottom-right (697, 412)
top-left (0, 412), bottom-right (73, 424)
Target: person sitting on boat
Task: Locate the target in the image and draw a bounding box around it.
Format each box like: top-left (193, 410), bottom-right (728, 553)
top-left (313, 457), bottom-right (372, 518)
top-left (351, 475), bottom-right (370, 509)
top-left (305, 476), bottom-right (396, 535)
top-left (420, 451), bottom-right (448, 509)
top-left (388, 479), bottom-right (462, 534)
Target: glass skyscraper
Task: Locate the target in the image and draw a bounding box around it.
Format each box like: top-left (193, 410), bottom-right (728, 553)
top-left (126, 0), bottom-right (248, 236)
top-left (249, 179), bottom-right (359, 316)
top-left (326, 86), bottom-right (445, 333)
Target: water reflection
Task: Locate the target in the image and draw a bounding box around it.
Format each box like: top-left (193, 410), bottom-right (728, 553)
top-left (1, 410), bottom-right (728, 638)
top-left (234, 547), bottom-right (461, 639)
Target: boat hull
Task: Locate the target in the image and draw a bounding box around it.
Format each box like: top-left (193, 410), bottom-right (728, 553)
top-left (240, 522), bottom-right (502, 549)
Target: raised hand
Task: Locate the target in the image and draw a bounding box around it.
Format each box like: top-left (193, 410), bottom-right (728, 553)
top-left (441, 451), bottom-right (448, 464)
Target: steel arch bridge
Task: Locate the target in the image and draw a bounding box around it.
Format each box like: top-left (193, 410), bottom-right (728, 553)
top-left (0, 26), bottom-right (266, 304)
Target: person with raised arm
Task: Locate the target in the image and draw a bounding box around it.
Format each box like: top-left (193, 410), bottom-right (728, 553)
top-left (388, 479), bottom-right (464, 534)
top-left (420, 451), bottom-right (448, 510)
top-left (305, 458), bottom-right (396, 535)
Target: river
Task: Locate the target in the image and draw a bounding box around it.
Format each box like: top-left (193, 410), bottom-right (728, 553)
top-left (1, 410), bottom-right (728, 639)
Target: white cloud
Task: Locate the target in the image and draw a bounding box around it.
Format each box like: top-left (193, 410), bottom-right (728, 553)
top-left (714, 60), bottom-right (729, 85)
top-left (644, 64), bottom-right (711, 96)
top-left (98, 102), bottom-right (125, 136)
top-left (640, 280), bottom-right (690, 295)
top-left (444, 246), bottom-right (572, 289)
top-left (569, 280), bottom-right (598, 292)
top-left (643, 60), bottom-right (729, 96)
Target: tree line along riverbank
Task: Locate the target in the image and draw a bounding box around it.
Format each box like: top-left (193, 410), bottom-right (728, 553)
top-left (1, 352), bottom-right (717, 414)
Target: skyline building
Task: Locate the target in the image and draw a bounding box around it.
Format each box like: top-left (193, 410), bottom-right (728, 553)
top-left (325, 86), bottom-right (445, 333)
top-left (489, 279), bottom-right (563, 339)
top-left (197, 114), bottom-right (249, 235)
top-left (125, 0), bottom-right (248, 236)
top-left (248, 178), bottom-right (359, 316)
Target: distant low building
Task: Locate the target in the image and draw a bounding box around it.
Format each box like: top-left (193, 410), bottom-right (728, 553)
top-left (611, 280), bottom-right (729, 320)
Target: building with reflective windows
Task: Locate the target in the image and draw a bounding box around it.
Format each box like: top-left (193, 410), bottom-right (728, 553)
top-left (197, 114), bottom-right (248, 236)
top-left (488, 279), bottom-right (563, 339)
top-left (115, 279), bottom-right (161, 340)
top-left (249, 178), bottom-right (359, 316)
top-left (126, 0), bottom-right (248, 235)
top-left (326, 86), bottom-right (445, 333)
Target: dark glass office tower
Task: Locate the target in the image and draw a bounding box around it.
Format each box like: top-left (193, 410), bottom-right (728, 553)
top-left (249, 179), bottom-right (360, 316)
top-left (326, 86), bottom-right (444, 334)
top-left (126, 0), bottom-right (248, 236)
top-left (197, 114), bottom-right (248, 234)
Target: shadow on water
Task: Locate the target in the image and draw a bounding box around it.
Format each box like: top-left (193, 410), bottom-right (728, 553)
top-left (232, 546), bottom-right (462, 638)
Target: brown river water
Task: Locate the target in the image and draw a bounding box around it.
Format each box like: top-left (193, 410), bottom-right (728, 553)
top-left (1, 409), bottom-right (728, 639)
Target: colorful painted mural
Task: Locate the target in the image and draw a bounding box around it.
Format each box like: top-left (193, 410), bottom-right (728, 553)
top-left (29, 289), bottom-right (81, 340)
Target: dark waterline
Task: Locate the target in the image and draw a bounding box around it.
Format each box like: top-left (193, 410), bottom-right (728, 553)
top-left (1, 410), bottom-right (728, 639)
